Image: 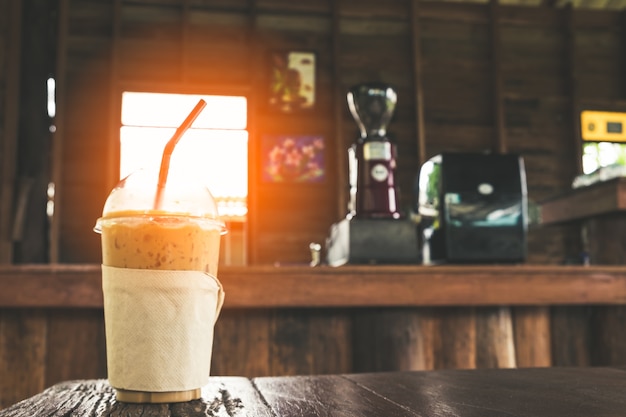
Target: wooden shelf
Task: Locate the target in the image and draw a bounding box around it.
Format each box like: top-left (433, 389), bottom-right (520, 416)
top-left (540, 177), bottom-right (626, 224)
top-left (2, 263), bottom-right (626, 308)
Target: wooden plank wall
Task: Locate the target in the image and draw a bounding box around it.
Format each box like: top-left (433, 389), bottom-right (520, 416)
top-left (0, 0), bottom-right (21, 264)
top-left (2, 303), bottom-right (625, 409)
top-left (47, 0), bottom-right (626, 266)
top-left (0, 1), bottom-right (10, 262)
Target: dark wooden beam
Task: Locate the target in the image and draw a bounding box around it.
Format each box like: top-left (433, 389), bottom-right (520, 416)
top-left (490, 0), bottom-right (507, 154)
top-left (14, 0), bottom-right (57, 263)
top-left (0, 0), bottom-right (22, 264)
top-left (565, 4), bottom-right (583, 176)
top-left (244, 0), bottom-right (255, 263)
top-left (410, 0), bottom-right (426, 166)
top-left (106, 0), bottom-right (122, 198)
top-left (622, 9), bottom-right (626, 99)
top-left (246, 0), bottom-right (259, 264)
top-left (332, 0), bottom-right (347, 219)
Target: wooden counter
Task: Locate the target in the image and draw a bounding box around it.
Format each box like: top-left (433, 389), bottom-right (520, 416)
top-left (2, 263), bottom-right (626, 410)
top-left (540, 177), bottom-right (626, 224)
top-left (539, 177), bottom-right (626, 265)
top-left (2, 263), bottom-right (626, 308)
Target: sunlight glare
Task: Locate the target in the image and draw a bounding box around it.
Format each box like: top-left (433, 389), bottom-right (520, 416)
top-left (120, 92), bottom-right (248, 219)
top-left (122, 92), bottom-right (246, 130)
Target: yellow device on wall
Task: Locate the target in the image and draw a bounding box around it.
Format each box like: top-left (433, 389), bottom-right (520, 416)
top-left (581, 111), bottom-right (626, 142)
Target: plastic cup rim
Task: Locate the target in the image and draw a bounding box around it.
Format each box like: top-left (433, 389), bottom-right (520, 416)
top-left (93, 213), bottom-right (227, 235)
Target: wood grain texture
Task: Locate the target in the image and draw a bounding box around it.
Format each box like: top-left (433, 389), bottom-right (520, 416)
top-left (590, 305), bottom-right (626, 366)
top-left (0, 378), bottom-right (272, 417)
top-left (211, 309), bottom-right (272, 377)
top-left (3, 264), bottom-right (626, 408)
top-left (0, 0), bottom-right (21, 264)
top-left (550, 306), bottom-right (592, 367)
top-left (4, 264), bottom-right (626, 308)
top-left (586, 215), bottom-right (626, 265)
top-left (512, 306), bottom-right (552, 367)
top-left (476, 307), bottom-right (516, 368)
top-left (7, 368), bottom-right (626, 416)
top-left (44, 310), bottom-right (107, 387)
top-left (434, 307), bottom-right (477, 369)
top-left (353, 308), bottom-right (435, 372)
top-left (268, 310), bottom-right (314, 375)
top-left (343, 367), bottom-right (626, 417)
top-left (540, 178), bottom-right (626, 224)
top-left (308, 310), bottom-right (352, 375)
top-left (255, 374), bottom-right (413, 417)
top-left (0, 310), bottom-right (47, 410)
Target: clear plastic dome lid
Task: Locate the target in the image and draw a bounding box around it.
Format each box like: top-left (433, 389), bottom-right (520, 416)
top-left (94, 168), bottom-right (226, 233)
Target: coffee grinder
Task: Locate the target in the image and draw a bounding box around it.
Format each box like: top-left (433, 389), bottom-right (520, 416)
top-left (347, 82), bottom-right (401, 219)
top-left (326, 82), bottom-right (420, 266)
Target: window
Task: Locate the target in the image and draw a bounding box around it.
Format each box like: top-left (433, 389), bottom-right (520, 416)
top-left (120, 92), bottom-right (248, 265)
top-left (120, 92), bottom-right (248, 220)
top-left (580, 110), bottom-right (626, 175)
top-left (582, 141), bottom-right (626, 175)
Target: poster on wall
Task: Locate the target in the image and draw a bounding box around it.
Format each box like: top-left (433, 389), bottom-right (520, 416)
top-left (262, 135), bottom-right (325, 183)
top-left (268, 51), bottom-right (316, 113)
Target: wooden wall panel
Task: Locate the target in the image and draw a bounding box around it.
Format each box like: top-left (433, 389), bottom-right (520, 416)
top-left (268, 311), bottom-right (316, 375)
top-left (37, 0), bottom-right (626, 266)
top-left (251, 15), bottom-right (336, 265)
top-left (590, 306), bottom-right (626, 366)
top-left (353, 308), bottom-right (433, 372)
top-left (434, 308), bottom-right (477, 369)
top-left (575, 26), bottom-right (623, 100)
top-left (308, 310), bottom-right (352, 374)
top-left (3, 302), bottom-right (626, 409)
top-left (58, 1), bottom-right (114, 264)
top-left (211, 309), bottom-right (272, 377)
top-left (421, 17), bottom-right (492, 160)
top-left (501, 26), bottom-right (567, 98)
top-left (67, 0), bottom-right (112, 38)
top-left (59, 67), bottom-right (112, 264)
top-left (550, 306), bottom-right (592, 366)
top-left (0, 310), bottom-right (47, 410)
top-left (512, 306), bottom-right (552, 367)
top-left (0, 0), bottom-right (17, 264)
top-left (44, 310), bottom-right (107, 386)
top-left (476, 307), bottom-right (516, 369)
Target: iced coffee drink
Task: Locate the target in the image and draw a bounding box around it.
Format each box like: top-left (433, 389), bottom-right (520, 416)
top-left (95, 168), bottom-right (226, 404)
top-left (100, 211), bottom-right (222, 275)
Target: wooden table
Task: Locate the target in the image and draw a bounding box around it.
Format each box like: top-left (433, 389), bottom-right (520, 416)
top-left (3, 367), bottom-right (626, 416)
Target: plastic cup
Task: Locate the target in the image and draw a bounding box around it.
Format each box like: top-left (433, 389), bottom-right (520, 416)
top-left (94, 168), bottom-right (226, 403)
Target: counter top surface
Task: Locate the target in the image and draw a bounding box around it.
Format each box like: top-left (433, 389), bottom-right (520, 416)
top-left (2, 263), bottom-right (626, 308)
top-left (540, 177), bottom-right (626, 224)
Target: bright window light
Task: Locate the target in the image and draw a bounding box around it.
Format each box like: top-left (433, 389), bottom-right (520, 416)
top-left (582, 141), bottom-right (626, 175)
top-left (120, 92), bottom-right (248, 220)
top-left (47, 77), bottom-right (56, 118)
top-left (122, 92), bottom-right (246, 129)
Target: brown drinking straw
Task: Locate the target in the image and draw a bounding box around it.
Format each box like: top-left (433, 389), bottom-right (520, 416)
top-left (154, 99), bottom-right (207, 209)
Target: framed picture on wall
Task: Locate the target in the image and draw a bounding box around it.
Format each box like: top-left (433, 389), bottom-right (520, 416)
top-left (268, 51), bottom-right (316, 113)
top-left (261, 134), bottom-right (325, 183)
